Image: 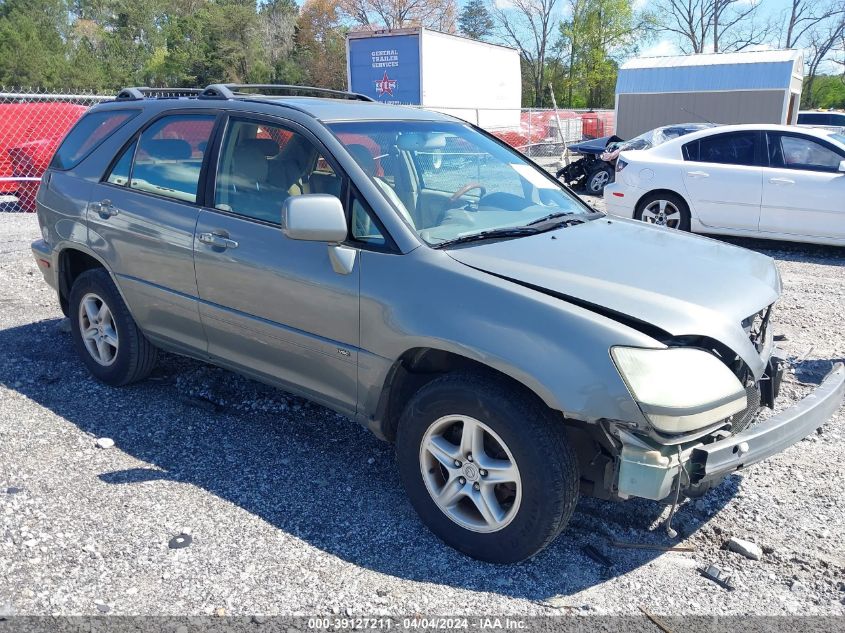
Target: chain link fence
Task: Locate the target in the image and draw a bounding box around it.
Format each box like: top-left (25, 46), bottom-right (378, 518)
top-left (0, 88), bottom-right (111, 211)
top-left (0, 87), bottom-right (615, 212)
top-left (425, 107), bottom-right (615, 173)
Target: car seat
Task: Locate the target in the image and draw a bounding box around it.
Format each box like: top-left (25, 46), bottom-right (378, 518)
top-left (222, 142), bottom-right (286, 223)
top-left (346, 143), bottom-right (415, 227)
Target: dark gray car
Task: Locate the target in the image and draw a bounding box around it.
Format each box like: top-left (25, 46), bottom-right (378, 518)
top-left (31, 85), bottom-right (845, 563)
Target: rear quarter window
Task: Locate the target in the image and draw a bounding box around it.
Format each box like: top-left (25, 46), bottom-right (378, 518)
top-left (50, 109), bottom-right (139, 170)
top-left (682, 139), bottom-right (699, 161)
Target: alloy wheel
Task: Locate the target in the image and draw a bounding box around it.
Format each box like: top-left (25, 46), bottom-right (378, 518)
top-left (78, 292), bottom-right (119, 366)
top-left (641, 199), bottom-right (682, 228)
top-left (589, 170), bottom-right (611, 193)
top-left (419, 415), bottom-right (521, 533)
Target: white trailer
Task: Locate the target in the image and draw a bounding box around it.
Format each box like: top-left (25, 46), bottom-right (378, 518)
top-left (346, 28), bottom-right (521, 129)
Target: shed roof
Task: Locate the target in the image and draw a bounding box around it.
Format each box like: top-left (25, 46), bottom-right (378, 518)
top-left (616, 49), bottom-right (803, 95)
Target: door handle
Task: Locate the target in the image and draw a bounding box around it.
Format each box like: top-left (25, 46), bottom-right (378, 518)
top-left (686, 171), bottom-right (710, 178)
top-left (95, 199), bottom-right (118, 218)
top-left (769, 177), bottom-right (795, 185)
top-left (198, 232), bottom-right (239, 249)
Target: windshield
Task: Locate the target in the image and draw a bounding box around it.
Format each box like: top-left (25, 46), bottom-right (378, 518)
top-left (328, 120), bottom-right (591, 246)
top-left (830, 133), bottom-right (845, 147)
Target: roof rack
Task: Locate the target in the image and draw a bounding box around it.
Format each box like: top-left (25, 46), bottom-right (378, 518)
top-left (116, 87), bottom-right (205, 100)
top-left (200, 84), bottom-right (375, 102)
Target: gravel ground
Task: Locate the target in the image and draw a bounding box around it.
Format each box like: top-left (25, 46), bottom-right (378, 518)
top-left (1, 210), bottom-right (844, 618)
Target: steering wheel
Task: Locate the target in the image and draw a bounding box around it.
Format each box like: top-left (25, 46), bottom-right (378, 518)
top-left (450, 182), bottom-right (487, 202)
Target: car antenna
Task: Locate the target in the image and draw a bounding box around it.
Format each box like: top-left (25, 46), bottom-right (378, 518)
top-left (681, 106), bottom-right (715, 126)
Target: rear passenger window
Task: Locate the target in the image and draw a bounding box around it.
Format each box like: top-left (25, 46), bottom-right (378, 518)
top-left (50, 110), bottom-right (139, 170)
top-left (130, 114), bottom-right (215, 203)
top-left (694, 132), bottom-right (757, 166)
top-left (214, 119), bottom-right (341, 223)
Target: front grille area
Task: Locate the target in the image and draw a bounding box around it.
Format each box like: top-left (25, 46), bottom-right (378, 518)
top-left (730, 382), bottom-right (762, 433)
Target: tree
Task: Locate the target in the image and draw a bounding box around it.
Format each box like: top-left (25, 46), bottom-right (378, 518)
top-left (152, 0), bottom-right (284, 86)
top-left (803, 74), bottom-right (845, 108)
top-left (260, 0), bottom-right (299, 80)
top-left (459, 0), bottom-right (493, 40)
top-left (489, 0), bottom-right (560, 107)
top-left (650, 0), bottom-right (771, 53)
top-left (557, 0), bottom-right (645, 108)
top-left (778, 1), bottom-right (845, 108)
top-left (711, 0), bottom-right (773, 52)
top-left (0, 0), bottom-right (77, 88)
top-left (339, 0), bottom-right (458, 32)
top-left (803, 9), bottom-right (845, 107)
top-left (782, 0), bottom-right (842, 48)
top-left (296, 0), bottom-right (348, 89)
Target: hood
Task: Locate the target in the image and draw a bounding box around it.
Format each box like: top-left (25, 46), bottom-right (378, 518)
top-left (569, 135), bottom-right (623, 155)
top-left (447, 218), bottom-right (780, 378)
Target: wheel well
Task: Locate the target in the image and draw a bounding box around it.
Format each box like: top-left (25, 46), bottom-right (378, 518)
top-left (57, 249), bottom-right (105, 316)
top-left (374, 348), bottom-right (548, 442)
top-left (634, 188), bottom-right (689, 216)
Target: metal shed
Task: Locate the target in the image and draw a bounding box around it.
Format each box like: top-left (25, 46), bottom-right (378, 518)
top-left (614, 50), bottom-right (804, 138)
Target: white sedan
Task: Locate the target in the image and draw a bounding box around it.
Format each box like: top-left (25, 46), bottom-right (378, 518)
top-left (603, 124), bottom-right (845, 246)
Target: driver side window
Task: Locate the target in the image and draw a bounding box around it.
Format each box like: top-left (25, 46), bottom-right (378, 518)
top-left (769, 134), bottom-right (843, 172)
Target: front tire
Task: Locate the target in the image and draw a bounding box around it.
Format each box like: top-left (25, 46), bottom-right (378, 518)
top-left (69, 268), bottom-right (157, 386)
top-left (585, 165), bottom-right (614, 195)
top-left (396, 373), bottom-right (579, 563)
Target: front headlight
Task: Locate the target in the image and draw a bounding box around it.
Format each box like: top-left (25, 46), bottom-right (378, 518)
top-left (611, 347), bottom-right (747, 434)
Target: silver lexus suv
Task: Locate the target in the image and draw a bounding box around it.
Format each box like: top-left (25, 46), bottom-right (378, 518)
top-left (32, 85), bottom-right (844, 563)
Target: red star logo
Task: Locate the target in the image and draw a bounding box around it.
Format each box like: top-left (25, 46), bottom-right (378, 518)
top-left (374, 71), bottom-right (397, 97)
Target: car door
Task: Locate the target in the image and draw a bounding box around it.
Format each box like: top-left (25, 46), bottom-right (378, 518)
top-left (193, 115), bottom-right (360, 414)
top-left (680, 131), bottom-right (764, 231)
top-left (88, 111), bottom-right (219, 354)
top-left (760, 131), bottom-right (845, 240)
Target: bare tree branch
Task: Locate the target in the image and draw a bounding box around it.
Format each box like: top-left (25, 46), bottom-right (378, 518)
top-left (651, 0), bottom-right (771, 53)
top-left (782, 0), bottom-right (841, 48)
top-left (338, 0), bottom-right (458, 32)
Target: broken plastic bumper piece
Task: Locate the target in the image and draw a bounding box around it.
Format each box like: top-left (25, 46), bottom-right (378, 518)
top-left (616, 363), bottom-right (844, 501)
top-left (691, 362), bottom-right (844, 483)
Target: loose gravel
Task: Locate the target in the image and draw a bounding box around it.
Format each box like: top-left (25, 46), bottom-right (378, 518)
top-left (1, 210), bottom-right (844, 617)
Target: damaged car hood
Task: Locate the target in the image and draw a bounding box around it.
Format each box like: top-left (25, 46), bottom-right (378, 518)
top-left (447, 217), bottom-right (780, 378)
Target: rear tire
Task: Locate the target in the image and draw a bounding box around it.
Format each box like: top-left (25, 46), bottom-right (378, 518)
top-left (69, 268), bottom-right (157, 386)
top-left (396, 373), bottom-right (579, 563)
top-left (635, 192), bottom-right (691, 231)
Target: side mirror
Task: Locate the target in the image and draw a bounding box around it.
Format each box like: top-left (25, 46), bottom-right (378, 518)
top-left (281, 194), bottom-right (347, 243)
top-left (839, 160), bottom-right (845, 173)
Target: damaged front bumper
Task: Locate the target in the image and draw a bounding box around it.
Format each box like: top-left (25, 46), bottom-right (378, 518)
top-left (691, 362), bottom-right (844, 484)
top-left (616, 362), bottom-right (845, 500)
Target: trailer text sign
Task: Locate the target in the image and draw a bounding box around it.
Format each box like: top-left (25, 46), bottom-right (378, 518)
top-left (348, 34), bottom-right (421, 105)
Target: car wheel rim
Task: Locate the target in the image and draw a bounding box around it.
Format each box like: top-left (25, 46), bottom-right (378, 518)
top-left (590, 171), bottom-right (610, 192)
top-left (419, 415), bottom-right (522, 533)
top-left (641, 199), bottom-right (681, 228)
top-left (78, 292), bottom-right (119, 366)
